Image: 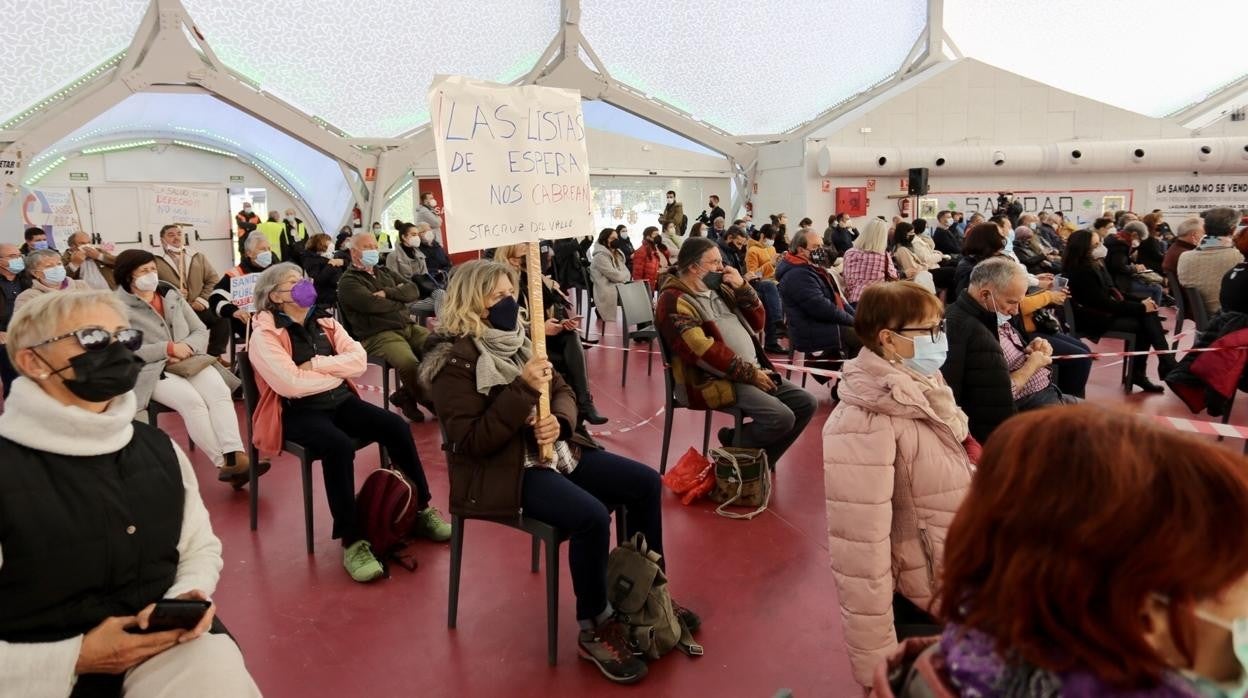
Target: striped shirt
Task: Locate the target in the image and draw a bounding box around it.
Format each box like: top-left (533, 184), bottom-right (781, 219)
top-left (998, 321), bottom-right (1050, 399)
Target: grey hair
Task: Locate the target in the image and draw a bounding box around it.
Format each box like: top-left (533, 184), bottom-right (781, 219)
top-left (1123, 221), bottom-right (1149, 239)
top-left (253, 262), bottom-right (303, 314)
top-left (6, 290), bottom-right (127, 371)
top-left (350, 231), bottom-right (376, 249)
top-left (1176, 216), bottom-right (1205, 239)
top-left (25, 248), bottom-right (62, 271)
top-left (243, 230), bottom-right (269, 255)
top-left (1203, 206), bottom-right (1240, 237)
top-left (969, 256), bottom-right (1026, 292)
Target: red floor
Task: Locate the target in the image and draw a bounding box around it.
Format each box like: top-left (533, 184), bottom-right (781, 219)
top-left (61, 312), bottom-right (1248, 696)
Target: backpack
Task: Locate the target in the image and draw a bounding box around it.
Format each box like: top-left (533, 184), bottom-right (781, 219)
top-left (356, 467), bottom-right (420, 571)
top-left (606, 534), bottom-right (703, 660)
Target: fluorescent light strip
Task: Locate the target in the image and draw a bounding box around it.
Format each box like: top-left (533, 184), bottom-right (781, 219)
top-left (2, 53), bottom-right (125, 131)
top-left (80, 140), bottom-right (157, 155)
top-left (23, 155), bottom-right (68, 186)
top-left (172, 139), bottom-right (236, 157)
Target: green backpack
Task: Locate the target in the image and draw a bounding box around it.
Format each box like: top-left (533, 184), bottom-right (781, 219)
top-left (606, 533), bottom-right (703, 659)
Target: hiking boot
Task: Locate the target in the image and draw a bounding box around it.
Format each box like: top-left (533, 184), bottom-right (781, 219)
top-left (578, 618), bottom-right (648, 684)
top-left (672, 601), bottom-right (702, 634)
top-left (389, 391), bottom-right (425, 423)
top-left (412, 506), bottom-right (452, 542)
top-left (218, 453), bottom-right (271, 489)
top-left (343, 540), bottom-right (385, 583)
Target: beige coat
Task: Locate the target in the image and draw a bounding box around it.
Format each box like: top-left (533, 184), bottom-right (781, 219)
top-left (154, 248), bottom-right (220, 305)
top-left (821, 349), bottom-right (973, 687)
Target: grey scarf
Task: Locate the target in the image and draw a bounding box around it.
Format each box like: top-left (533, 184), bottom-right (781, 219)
top-left (471, 326), bottom-right (531, 395)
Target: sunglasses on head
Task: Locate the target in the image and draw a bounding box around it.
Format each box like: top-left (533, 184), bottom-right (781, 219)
top-left (33, 326), bottom-right (143, 352)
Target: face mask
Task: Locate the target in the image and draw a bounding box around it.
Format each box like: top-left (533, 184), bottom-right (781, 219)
top-left (667, 197), bottom-right (674, 203)
top-left (764, 239), bottom-right (775, 248)
top-left (421, 231), bottom-right (435, 244)
top-left (1131, 239), bottom-right (1140, 249)
top-left (285, 215), bottom-right (294, 222)
top-left (7, 257), bottom-right (25, 274)
top-left (42, 265), bottom-right (67, 286)
top-left (403, 236), bottom-right (419, 247)
top-left (33, 240), bottom-right (48, 250)
top-left (360, 249), bottom-right (380, 267)
top-left (896, 332), bottom-right (949, 376)
top-left (254, 250), bottom-right (273, 268)
top-left (164, 244), bottom-right (183, 254)
top-left (243, 206), bottom-right (252, 213)
top-left (132, 272), bottom-right (159, 292)
top-left (321, 250), bottom-right (334, 259)
top-left (702, 270), bottom-right (724, 291)
top-left (809, 248), bottom-right (829, 266)
top-left (487, 295), bottom-right (520, 332)
top-left (1005, 230), bottom-right (1015, 247)
top-left (987, 292), bottom-right (1011, 326)
top-left (1168, 602), bottom-right (1248, 698)
top-left (1091, 245), bottom-right (1108, 259)
top-left (289, 278), bottom-right (318, 308)
top-left (37, 341), bottom-right (143, 403)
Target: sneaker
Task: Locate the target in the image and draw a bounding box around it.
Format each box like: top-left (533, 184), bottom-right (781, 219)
top-left (343, 540), bottom-right (385, 583)
top-left (672, 601), bottom-right (701, 634)
top-left (577, 618), bottom-right (648, 684)
top-left (412, 506), bottom-right (452, 542)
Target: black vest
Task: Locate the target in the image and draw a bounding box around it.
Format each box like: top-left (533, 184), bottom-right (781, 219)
top-left (0, 422), bottom-right (184, 643)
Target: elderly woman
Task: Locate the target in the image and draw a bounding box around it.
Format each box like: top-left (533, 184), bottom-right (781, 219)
top-left (385, 220), bottom-right (445, 317)
top-left (300, 232), bottom-right (347, 309)
top-left (842, 218), bottom-right (898, 302)
top-left (209, 230), bottom-right (273, 335)
top-left (113, 249), bottom-right (255, 488)
top-left (419, 260), bottom-right (695, 685)
top-left (589, 227), bottom-right (631, 323)
top-left (878, 407), bottom-right (1248, 696)
top-left (822, 281), bottom-right (974, 690)
top-left (247, 262), bottom-right (449, 583)
top-left (13, 247), bottom-right (88, 312)
top-left (0, 290), bottom-right (259, 697)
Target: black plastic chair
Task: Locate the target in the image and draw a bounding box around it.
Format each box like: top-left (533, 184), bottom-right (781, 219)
top-left (1165, 271), bottom-right (1189, 348)
top-left (336, 304), bottom-right (397, 411)
top-left (441, 425), bottom-right (626, 666)
top-left (146, 400), bottom-right (194, 452)
top-left (1062, 300), bottom-right (1134, 391)
top-left (616, 281), bottom-right (657, 386)
top-left (655, 329), bottom-right (745, 474)
top-left (237, 351), bottom-right (387, 552)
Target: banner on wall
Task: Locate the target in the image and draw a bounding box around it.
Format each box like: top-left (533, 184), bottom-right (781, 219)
top-left (428, 75), bottom-right (592, 253)
top-left (150, 185), bottom-right (219, 230)
top-left (20, 187), bottom-right (86, 247)
top-left (1147, 176), bottom-right (1248, 217)
top-left (931, 189), bottom-right (1134, 227)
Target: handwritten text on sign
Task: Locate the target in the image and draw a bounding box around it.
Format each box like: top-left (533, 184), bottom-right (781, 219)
top-left (150, 185), bottom-right (218, 229)
top-left (229, 273), bottom-right (258, 313)
top-left (429, 76), bottom-right (593, 254)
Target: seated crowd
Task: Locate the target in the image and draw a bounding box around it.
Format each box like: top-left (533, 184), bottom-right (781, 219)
top-left (1, 194), bottom-right (1245, 695)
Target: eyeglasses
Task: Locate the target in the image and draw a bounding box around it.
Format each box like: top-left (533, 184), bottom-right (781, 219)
top-left (33, 326), bottom-right (143, 352)
top-left (895, 319), bottom-right (946, 342)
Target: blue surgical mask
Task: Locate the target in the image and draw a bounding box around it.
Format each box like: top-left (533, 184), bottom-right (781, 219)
top-left (255, 250), bottom-right (273, 268)
top-left (1005, 229), bottom-right (1015, 247)
top-left (7, 258), bottom-right (25, 274)
top-left (361, 249), bottom-right (380, 267)
top-left (32, 240), bottom-right (48, 250)
top-left (42, 265), bottom-right (67, 286)
top-left (896, 332), bottom-right (949, 376)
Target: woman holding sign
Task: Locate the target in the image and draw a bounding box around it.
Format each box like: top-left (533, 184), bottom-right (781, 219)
top-left (420, 260), bottom-right (696, 685)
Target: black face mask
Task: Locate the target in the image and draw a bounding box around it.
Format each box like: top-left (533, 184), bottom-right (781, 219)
top-left (488, 295), bottom-right (520, 332)
top-left (809, 247), bottom-right (830, 266)
top-left (37, 342), bottom-right (143, 402)
top-left (702, 270), bottom-right (724, 291)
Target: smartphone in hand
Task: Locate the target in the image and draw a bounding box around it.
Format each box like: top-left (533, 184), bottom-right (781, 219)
top-left (129, 599), bottom-right (211, 633)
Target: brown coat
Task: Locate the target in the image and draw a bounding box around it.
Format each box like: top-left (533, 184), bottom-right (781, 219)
top-left (62, 248), bottom-right (117, 289)
top-left (419, 334), bottom-right (587, 519)
top-left (154, 248), bottom-right (219, 303)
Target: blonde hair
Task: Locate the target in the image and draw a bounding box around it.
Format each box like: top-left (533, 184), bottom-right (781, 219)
top-left (439, 260), bottom-right (518, 339)
top-left (6, 289), bottom-right (127, 370)
top-left (854, 218), bottom-right (890, 254)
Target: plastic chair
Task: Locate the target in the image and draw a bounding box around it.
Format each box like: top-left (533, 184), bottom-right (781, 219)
top-left (1183, 286), bottom-right (1211, 333)
top-left (1164, 271), bottom-right (1189, 348)
top-left (616, 281), bottom-right (657, 386)
top-left (237, 351), bottom-right (387, 551)
top-left (336, 304), bottom-right (397, 411)
top-left (146, 400), bottom-right (194, 452)
top-left (655, 329), bottom-right (745, 474)
top-left (1062, 300), bottom-right (1134, 391)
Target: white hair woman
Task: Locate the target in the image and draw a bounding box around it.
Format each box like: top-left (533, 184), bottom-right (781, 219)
top-left (13, 247), bottom-right (88, 312)
top-left (208, 230), bottom-right (273, 333)
top-left (246, 262), bottom-right (449, 583)
top-left (0, 290), bottom-right (259, 697)
top-left (418, 259), bottom-right (697, 685)
top-left (841, 218), bottom-right (898, 302)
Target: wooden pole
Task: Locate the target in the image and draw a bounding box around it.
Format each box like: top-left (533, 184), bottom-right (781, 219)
top-left (526, 240), bottom-right (554, 461)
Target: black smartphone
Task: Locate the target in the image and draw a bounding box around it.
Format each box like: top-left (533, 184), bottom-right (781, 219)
top-left (130, 599), bottom-right (211, 633)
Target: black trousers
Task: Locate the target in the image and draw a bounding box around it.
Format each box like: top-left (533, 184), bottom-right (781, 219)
top-left (521, 450), bottom-right (663, 621)
top-left (1107, 314), bottom-right (1173, 379)
top-left (547, 329), bottom-right (593, 411)
top-left (282, 393), bottom-right (432, 545)
top-left (194, 306), bottom-right (232, 357)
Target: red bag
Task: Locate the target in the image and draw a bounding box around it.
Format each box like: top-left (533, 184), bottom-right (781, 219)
top-left (661, 447), bottom-right (714, 505)
top-left (356, 467), bottom-right (419, 571)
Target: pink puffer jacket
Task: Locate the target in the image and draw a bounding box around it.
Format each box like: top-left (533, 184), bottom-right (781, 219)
top-left (822, 350), bottom-right (974, 688)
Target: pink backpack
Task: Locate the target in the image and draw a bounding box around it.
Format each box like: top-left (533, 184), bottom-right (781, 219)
top-left (356, 467), bottom-right (419, 571)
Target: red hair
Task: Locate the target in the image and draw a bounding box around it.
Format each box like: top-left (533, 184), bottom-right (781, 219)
top-left (941, 405), bottom-right (1248, 689)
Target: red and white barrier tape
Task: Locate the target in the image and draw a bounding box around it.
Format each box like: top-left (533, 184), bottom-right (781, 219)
top-left (586, 406), bottom-right (667, 437)
top-left (1152, 415), bottom-right (1248, 440)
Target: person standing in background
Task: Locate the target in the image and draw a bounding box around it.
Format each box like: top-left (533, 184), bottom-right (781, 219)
top-left (696, 194), bottom-right (726, 229)
top-left (257, 210), bottom-right (286, 261)
top-left (658, 190), bottom-right (687, 236)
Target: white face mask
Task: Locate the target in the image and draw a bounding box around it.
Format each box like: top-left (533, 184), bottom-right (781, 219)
top-left (164, 244), bottom-right (183, 254)
top-left (421, 231), bottom-right (435, 244)
top-left (133, 271), bottom-right (159, 292)
top-left (403, 236), bottom-right (419, 247)
top-left (1091, 245), bottom-right (1108, 259)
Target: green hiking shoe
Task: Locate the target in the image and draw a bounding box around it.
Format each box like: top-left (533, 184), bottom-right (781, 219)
top-left (412, 506), bottom-right (452, 542)
top-left (343, 540), bottom-right (384, 583)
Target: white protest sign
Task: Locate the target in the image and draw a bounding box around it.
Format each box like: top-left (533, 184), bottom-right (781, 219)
top-left (150, 185), bottom-right (218, 229)
top-left (229, 273), bottom-right (258, 312)
top-left (429, 76), bottom-right (592, 254)
top-left (1147, 176), bottom-right (1248, 218)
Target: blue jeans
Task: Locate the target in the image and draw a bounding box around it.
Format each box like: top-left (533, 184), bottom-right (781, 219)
top-left (752, 279), bottom-right (783, 346)
top-left (521, 449), bottom-right (664, 621)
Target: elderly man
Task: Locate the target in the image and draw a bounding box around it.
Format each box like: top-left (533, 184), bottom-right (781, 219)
top-left (776, 229), bottom-right (859, 382)
top-left (943, 257), bottom-right (1078, 444)
top-left (1163, 216), bottom-right (1205, 277)
top-left (63, 231), bottom-right (117, 289)
top-left (709, 216), bottom-right (727, 242)
top-left (155, 224), bottom-right (230, 357)
top-left (338, 232), bottom-right (431, 422)
top-left (0, 242), bottom-right (31, 396)
top-left (1178, 207), bottom-right (1240, 316)
top-left (656, 237), bottom-right (817, 467)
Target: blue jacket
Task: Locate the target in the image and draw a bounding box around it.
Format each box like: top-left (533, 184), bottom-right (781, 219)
top-left (775, 254), bottom-right (855, 353)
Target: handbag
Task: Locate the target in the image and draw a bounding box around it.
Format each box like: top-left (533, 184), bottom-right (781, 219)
top-left (707, 447), bottom-right (771, 520)
top-left (164, 354), bottom-right (217, 378)
top-left (660, 447), bottom-right (714, 505)
top-left (356, 466), bottom-right (420, 572)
